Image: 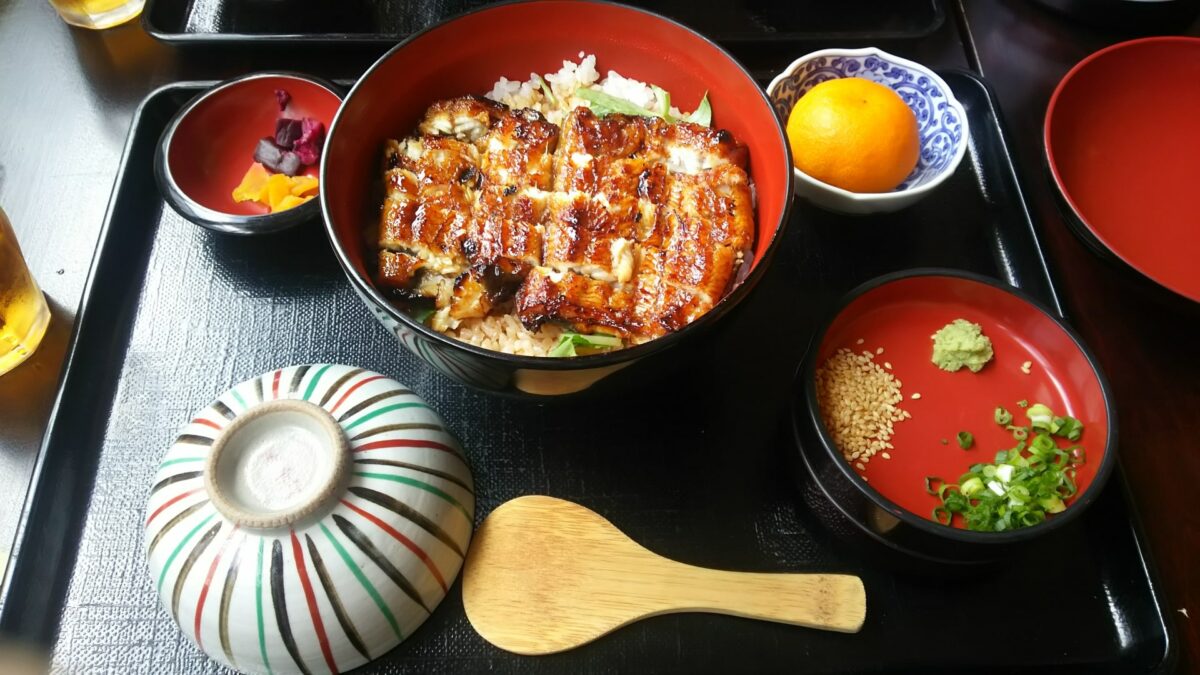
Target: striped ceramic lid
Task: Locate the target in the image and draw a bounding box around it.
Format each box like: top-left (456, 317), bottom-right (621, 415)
top-left (144, 364), bottom-right (474, 674)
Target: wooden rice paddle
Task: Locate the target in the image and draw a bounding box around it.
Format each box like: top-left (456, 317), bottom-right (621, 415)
top-left (462, 495), bottom-right (867, 655)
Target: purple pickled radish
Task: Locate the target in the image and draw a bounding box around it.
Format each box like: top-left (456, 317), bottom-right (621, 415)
top-left (293, 118), bottom-right (326, 165)
top-left (275, 118), bottom-right (303, 150)
top-left (275, 89), bottom-right (291, 111)
top-left (253, 137), bottom-right (285, 171)
top-left (278, 151), bottom-right (303, 177)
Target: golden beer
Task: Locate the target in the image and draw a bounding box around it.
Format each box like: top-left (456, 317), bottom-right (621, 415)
top-left (48, 0), bottom-right (144, 29)
top-left (0, 208), bottom-right (50, 376)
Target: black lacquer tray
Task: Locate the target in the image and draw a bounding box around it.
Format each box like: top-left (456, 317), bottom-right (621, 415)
top-left (143, 0), bottom-right (944, 47)
top-left (0, 72), bottom-right (1175, 672)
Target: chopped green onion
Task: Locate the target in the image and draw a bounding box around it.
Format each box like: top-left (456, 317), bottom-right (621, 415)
top-left (957, 431), bottom-right (974, 449)
top-left (1038, 496), bottom-right (1065, 513)
top-left (1026, 403), bottom-right (1055, 431)
top-left (1017, 399), bottom-right (1029, 408)
top-left (925, 476), bottom-right (943, 495)
top-left (996, 464), bottom-right (1015, 483)
top-left (926, 402), bottom-right (1088, 532)
top-left (1056, 416), bottom-right (1084, 441)
top-left (683, 92), bottom-right (712, 127)
top-left (548, 331), bottom-right (624, 357)
top-left (994, 406), bottom-right (1013, 426)
top-left (960, 476), bottom-right (984, 497)
top-left (932, 506), bottom-right (952, 526)
top-left (940, 438), bottom-right (949, 445)
top-left (1031, 432), bottom-right (1055, 454)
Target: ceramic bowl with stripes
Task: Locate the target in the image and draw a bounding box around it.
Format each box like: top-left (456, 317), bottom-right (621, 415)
top-left (144, 364), bottom-right (474, 674)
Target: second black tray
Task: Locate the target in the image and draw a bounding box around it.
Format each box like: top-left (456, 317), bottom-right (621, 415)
top-left (143, 0), bottom-right (945, 47)
top-left (0, 72), bottom-right (1174, 672)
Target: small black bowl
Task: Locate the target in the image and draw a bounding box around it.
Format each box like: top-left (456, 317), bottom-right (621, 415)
top-left (155, 72), bottom-right (342, 235)
top-left (792, 269), bottom-right (1117, 565)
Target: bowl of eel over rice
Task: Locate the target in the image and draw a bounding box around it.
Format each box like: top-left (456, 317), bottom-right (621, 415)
top-left (321, 1), bottom-right (793, 397)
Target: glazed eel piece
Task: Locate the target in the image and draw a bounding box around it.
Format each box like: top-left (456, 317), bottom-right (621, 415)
top-left (376, 96), bottom-right (754, 339)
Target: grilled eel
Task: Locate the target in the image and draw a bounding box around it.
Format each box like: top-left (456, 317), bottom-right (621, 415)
top-left (375, 95), bottom-right (754, 340)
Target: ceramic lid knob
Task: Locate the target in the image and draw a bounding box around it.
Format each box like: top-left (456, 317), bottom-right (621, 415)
top-left (144, 364), bottom-right (474, 674)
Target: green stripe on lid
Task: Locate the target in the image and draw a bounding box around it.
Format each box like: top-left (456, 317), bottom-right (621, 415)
top-left (343, 403), bottom-right (429, 431)
top-left (159, 457), bottom-right (205, 468)
top-left (318, 522), bottom-right (404, 640)
top-left (157, 511), bottom-right (217, 593)
top-left (229, 388), bottom-right (247, 411)
top-left (302, 364), bottom-right (333, 402)
top-left (256, 538), bottom-right (272, 674)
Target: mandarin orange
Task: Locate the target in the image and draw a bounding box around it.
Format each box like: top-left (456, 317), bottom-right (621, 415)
top-left (786, 78), bottom-right (919, 193)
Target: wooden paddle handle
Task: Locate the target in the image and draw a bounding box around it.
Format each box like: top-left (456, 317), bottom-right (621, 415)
top-left (649, 562), bottom-right (867, 633)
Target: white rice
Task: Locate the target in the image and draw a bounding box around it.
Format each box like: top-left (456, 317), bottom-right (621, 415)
top-left (485, 52), bottom-right (683, 126)
top-left (447, 313), bottom-right (566, 357)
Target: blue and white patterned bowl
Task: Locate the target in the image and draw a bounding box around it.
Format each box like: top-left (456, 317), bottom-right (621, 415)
top-left (767, 48), bottom-right (969, 214)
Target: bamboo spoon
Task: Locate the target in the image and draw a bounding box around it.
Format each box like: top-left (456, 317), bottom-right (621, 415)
top-left (462, 495), bottom-right (866, 655)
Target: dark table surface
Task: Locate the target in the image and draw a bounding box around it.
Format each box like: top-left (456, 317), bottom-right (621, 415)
top-left (0, 0), bottom-right (1195, 670)
top-left (961, 2), bottom-right (1200, 670)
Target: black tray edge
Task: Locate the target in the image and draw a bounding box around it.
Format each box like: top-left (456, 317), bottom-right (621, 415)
top-left (951, 68), bottom-right (1065, 317)
top-left (954, 68), bottom-right (1178, 674)
top-left (1114, 464), bottom-right (1180, 673)
top-left (0, 82), bottom-right (195, 645)
top-left (140, 0), bottom-right (946, 48)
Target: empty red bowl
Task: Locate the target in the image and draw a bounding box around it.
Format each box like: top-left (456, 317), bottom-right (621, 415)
top-left (1045, 37), bottom-right (1200, 303)
top-left (155, 72), bottom-right (343, 234)
top-left (320, 0), bottom-right (793, 396)
top-left (795, 270), bottom-right (1116, 562)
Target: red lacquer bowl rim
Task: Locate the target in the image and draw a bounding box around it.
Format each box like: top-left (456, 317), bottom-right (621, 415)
top-left (800, 268), bottom-right (1118, 544)
top-left (155, 71), bottom-right (343, 235)
top-left (320, 0), bottom-right (794, 370)
top-left (1043, 35), bottom-right (1200, 304)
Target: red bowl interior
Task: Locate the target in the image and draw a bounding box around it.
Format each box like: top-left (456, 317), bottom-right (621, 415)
top-left (814, 275), bottom-right (1109, 527)
top-left (1046, 37), bottom-right (1200, 303)
top-left (323, 0), bottom-right (790, 288)
top-left (168, 75), bottom-right (341, 215)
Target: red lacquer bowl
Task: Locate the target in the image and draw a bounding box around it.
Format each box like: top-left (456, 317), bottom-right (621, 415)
top-left (320, 0), bottom-right (793, 396)
top-left (797, 271), bottom-right (1116, 560)
top-left (1046, 37), bottom-right (1200, 303)
top-left (155, 72), bottom-right (343, 234)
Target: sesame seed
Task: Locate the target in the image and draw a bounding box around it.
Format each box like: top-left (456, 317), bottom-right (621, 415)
top-left (911, 392), bottom-right (921, 400)
top-left (816, 345), bottom-right (911, 470)
top-left (884, 361), bottom-right (892, 369)
top-left (855, 462), bottom-right (866, 471)
top-left (876, 347), bottom-right (884, 354)
top-left (882, 452), bottom-right (892, 459)
top-left (856, 338), bottom-right (865, 345)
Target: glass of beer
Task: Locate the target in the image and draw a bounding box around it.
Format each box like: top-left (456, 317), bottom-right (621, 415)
top-left (48, 0), bottom-right (144, 30)
top-left (0, 207), bottom-right (51, 377)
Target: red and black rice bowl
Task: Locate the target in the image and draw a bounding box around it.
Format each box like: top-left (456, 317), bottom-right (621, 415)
top-left (320, 1), bottom-right (792, 396)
